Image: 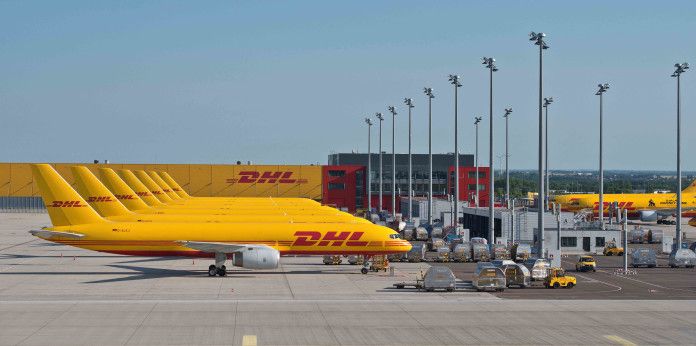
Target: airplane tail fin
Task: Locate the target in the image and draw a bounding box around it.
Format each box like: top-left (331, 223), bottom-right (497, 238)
top-left (683, 179), bottom-right (696, 193)
top-left (134, 170), bottom-right (173, 203)
top-left (118, 170), bottom-right (165, 207)
top-left (159, 172), bottom-right (191, 198)
top-left (98, 168), bottom-right (151, 211)
top-left (71, 166), bottom-right (133, 217)
top-left (147, 171), bottom-right (181, 200)
top-left (31, 164), bottom-right (105, 226)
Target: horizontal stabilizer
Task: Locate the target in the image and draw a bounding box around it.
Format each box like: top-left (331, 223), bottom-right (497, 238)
top-left (29, 229), bottom-right (85, 239)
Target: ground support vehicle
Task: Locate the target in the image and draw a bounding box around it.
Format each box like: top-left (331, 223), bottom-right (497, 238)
top-left (452, 243), bottom-right (472, 262)
top-left (631, 248), bottom-right (657, 268)
top-left (524, 258), bottom-right (551, 281)
top-left (472, 243), bottom-right (491, 262)
top-left (428, 237), bottom-right (445, 251)
top-left (492, 244), bottom-right (510, 260)
top-left (668, 249), bottom-right (696, 268)
top-left (323, 255), bottom-right (342, 265)
top-left (575, 256), bottom-right (597, 272)
top-left (473, 265), bottom-right (506, 292)
top-left (510, 243), bottom-right (532, 262)
top-left (434, 247), bottom-right (451, 262)
top-left (501, 263), bottom-right (530, 288)
top-left (603, 240), bottom-right (624, 256)
top-left (347, 255), bottom-right (365, 265)
top-left (422, 266), bottom-right (456, 292)
top-left (415, 227), bottom-right (428, 241)
top-left (361, 255), bottom-right (389, 274)
top-left (406, 242), bottom-right (426, 262)
top-left (544, 268), bottom-right (577, 289)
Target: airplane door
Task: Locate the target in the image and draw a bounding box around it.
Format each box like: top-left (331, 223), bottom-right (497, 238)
top-left (583, 237), bottom-right (591, 252)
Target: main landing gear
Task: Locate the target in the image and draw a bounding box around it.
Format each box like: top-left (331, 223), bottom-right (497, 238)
top-left (208, 252), bottom-right (228, 277)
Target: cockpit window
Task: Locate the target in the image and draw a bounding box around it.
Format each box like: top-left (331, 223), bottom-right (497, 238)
top-left (389, 233), bottom-right (402, 239)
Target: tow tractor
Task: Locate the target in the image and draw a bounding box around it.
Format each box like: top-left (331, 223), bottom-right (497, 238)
top-left (544, 267), bottom-right (577, 289)
top-left (603, 240), bottom-right (624, 256)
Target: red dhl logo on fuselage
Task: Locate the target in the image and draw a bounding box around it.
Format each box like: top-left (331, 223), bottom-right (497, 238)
top-left (226, 171), bottom-right (308, 184)
top-left (593, 201), bottom-right (635, 210)
top-left (49, 200), bottom-right (87, 208)
top-left (136, 192), bottom-right (151, 197)
top-left (114, 194), bottom-right (136, 200)
top-left (87, 196), bottom-right (115, 202)
top-left (292, 231), bottom-right (368, 247)
top-left (150, 190), bottom-right (162, 195)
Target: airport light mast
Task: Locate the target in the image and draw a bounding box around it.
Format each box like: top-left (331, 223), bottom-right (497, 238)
top-left (543, 97), bottom-right (554, 211)
top-left (449, 74), bottom-right (462, 228)
top-left (375, 112), bottom-right (384, 212)
top-left (404, 98), bottom-right (415, 221)
top-left (388, 105), bottom-right (397, 218)
top-left (424, 87), bottom-right (435, 225)
top-left (503, 108), bottom-right (513, 210)
top-left (595, 83), bottom-right (610, 230)
top-left (529, 31), bottom-right (549, 256)
top-left (483, 57), bottom-right (498, 245)
top-left (672, 62), bottom-right (689, 249)
top-left (474, 116), bottom-right (483, 208)
top-left (365, 118), bottom-right (373, 215)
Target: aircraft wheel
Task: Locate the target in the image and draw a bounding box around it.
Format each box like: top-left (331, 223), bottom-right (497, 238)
top-left (208, 265), bottom-right (217, 277)
top-left (553, 282), bottom-right (560, 289)
top-left (361, 268), bottom-right (368, 274)
top-left (218, 265), bottom-right (227, 276)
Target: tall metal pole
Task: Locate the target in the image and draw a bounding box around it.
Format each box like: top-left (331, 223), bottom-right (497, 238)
top-left (543, 97), bottom-right (553, 211)
top-left (424, 88), bottom-right (435, 225)
top-left (376, 112), bottom-right (384, 212)
top-left (503, 108), bottom-right (513, 209)
top-left (474, 117), bottom-right (482, 208)
top-left (388, 106), bottom-right (397, 218)
top-left (404, 98), bottom-right (414, 221)
top-left (365, 118), bottom-right (373, 214)
top-left (672, 63), bottom-right (689, 249)
top-left (483, 57), bottom-right (497, 245)
top-left (623, 208), bottom-right (628, 272)
top-left (595, 84), bottom-right (609, 230)
top-left (529, 31), bottom-right (548, 257)
top-left (449, 75), bottom-right (462, 228)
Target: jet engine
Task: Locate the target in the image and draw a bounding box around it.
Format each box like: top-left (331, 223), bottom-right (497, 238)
top-left (639, 210), bottom-right (658, 222)
top-left (233, 246), bottom-right (280, 269)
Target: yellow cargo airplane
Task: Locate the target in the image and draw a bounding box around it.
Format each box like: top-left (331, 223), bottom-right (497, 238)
top-left (554, 179), bottom-right (696, 220)
top-left (72, 166), bottom-right (366, 224)
top-left (115, 168), bottom-right (351, 216)
top-left (96, 167), bottom-right (366, 220)
top-left (30, 164), bottom-right (410, 276)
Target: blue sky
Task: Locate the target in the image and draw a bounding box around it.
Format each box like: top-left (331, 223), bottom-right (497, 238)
top-left (1, 1), bottom-right (694, 170)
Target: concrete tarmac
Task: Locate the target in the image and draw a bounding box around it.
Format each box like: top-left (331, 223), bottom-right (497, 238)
top-left (2, 213), bottom-right (696, 345)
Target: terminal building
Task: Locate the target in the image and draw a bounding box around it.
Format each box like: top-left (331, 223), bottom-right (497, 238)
top-left (328, 153), bottom-right (491, 210)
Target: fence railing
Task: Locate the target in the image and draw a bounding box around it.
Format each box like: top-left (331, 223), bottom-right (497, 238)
top-left (0, 197), bottom-right (46, 213)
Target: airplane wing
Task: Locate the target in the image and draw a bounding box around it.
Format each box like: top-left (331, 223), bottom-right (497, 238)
top-left (29, 230), bottom-right (84, 239)
top-left (176, 241), bottom-right (272, 253)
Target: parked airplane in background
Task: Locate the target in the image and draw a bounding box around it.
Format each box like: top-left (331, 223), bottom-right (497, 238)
top-left (553, 179), bottom-right (696, 221)
top-left (30, 164), bottom-right (410, 276)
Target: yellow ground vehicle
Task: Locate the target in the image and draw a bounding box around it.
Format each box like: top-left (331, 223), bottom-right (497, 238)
top-left (575, 256), bottom-right (597, 272)
top-left (603, 240), bottom-right (624, 256)
top-left (544, 268), bottom-right (576, 289)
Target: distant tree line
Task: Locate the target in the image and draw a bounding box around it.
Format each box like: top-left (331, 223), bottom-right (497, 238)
top-left (492, 171), bottom-right (696, 198)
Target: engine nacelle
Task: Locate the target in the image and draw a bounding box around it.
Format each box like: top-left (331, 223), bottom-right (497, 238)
top-left (233, 247), bottom-right (279, 269)
top-left (639, 210), bottom-right (657, 222)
